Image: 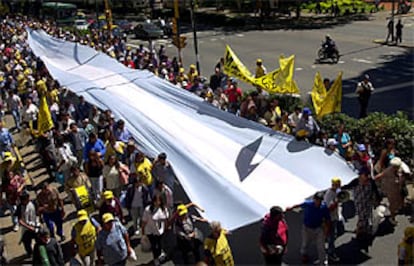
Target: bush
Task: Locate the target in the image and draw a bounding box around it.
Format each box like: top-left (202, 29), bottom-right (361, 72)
top-left (319, 112), bottom-right (414, 170)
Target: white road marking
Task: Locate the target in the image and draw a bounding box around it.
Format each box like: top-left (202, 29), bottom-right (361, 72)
top-left (311, 65), bottom-right (316, 69)
top-left (338, 60), bottom-right (345, 64)
top-left (210, 38), bottom-right (217, 41)
top-left (295, 67), bottom-right (303, 71)
top-left (220, 37), bottom-right (225, 40)
top-left (352, 58), bottom-right (372, 64)
top-left (236, 33), bottom-right (244, 37)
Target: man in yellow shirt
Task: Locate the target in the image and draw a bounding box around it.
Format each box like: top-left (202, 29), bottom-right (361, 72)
top-left (187, 64), bottom-right (199, 84)
top-left (204, 221), bottom-right (234, 266)
top-left (135, 152), bottom-right (153, 187)
top-left (71, 210), bottom-right (101, 266)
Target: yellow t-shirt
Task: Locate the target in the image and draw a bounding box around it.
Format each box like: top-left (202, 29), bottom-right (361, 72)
top-left (74, 219), bottom-right (97, 257)
top-left (204, 230), bottom-right (234, 266)
top-left (104, 141), bottom-right (125, 162)
top-left (136, 157), bottom-right (153, 186)
top-left (48, 88), bottom-right (60, 103)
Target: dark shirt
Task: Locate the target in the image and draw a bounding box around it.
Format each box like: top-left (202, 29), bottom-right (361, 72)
top-left (32, 238), bottom-right (64, 266)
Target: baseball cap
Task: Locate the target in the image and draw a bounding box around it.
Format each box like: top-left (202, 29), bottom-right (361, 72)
top-left (102, 213), bottom-right (115, 224)
top-left (177, 204), bottom-right (188, 216)
top-left (331, 177), bottom-right (341, 184)
top-left (327, 138), bottom-right (338, 146)
top-left (390, 157), bottom-right (402, 167)
top-left (103, 190), bottom-right (114, 200)
top-left (77, 210), bottom-right (89, 222)
top-left (302, 107), bottom-right (311, 115)
top-left (357, 144), bottom-right (366, 152)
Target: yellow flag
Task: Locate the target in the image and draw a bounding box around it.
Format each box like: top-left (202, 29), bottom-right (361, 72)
top-left (223, 45), bottom-right (256, 86)
top-left (37, 94), bottom-right (54, 134)
top-left (254, 55), bottom-right (300, 94)
top-left (311, 72), bottom-right (343, 119)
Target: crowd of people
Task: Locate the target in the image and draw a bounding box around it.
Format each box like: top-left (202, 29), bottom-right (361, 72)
top-left (0, 13), bottom-right (412, 266)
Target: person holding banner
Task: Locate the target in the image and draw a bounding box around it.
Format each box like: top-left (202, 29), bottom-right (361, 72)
top-left (255, 59), bottom-right (267, 78)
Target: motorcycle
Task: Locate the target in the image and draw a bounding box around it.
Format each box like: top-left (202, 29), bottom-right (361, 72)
top-left (317, 42), bottom-right (340, 63)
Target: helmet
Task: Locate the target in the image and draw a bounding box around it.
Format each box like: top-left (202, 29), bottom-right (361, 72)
top-left (326, 34), bottom-right (331, 39)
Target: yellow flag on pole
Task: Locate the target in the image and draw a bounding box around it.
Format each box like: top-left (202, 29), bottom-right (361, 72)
top-left (254, 55), bottom-right (300, 94)
top-left (37, 93), bottom-right (54, 134)
top-left (223, 45), bottom-right (256, 86)
top-left (311, 71), bottom-right (343, 119)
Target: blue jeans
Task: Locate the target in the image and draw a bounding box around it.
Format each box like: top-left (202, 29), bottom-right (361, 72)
top-left (326, 220), bottom-right (338, 255)
top-left (11, 109), bottom-right (21, 130)
top-left (43, 209), bottom-right (63, 237)
top-left (3, 203), bottom-right (18, 226)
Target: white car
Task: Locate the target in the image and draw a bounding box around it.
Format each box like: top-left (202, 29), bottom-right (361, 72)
top-left (74, 19), bottom-right (89, 30)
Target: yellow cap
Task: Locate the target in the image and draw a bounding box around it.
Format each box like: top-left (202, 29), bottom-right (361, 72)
top-left (103, 190), bottom-right (114, 200)
top-left (77, 210), bottom-right (89, 222)
top-left (102, 213), bottom-right (115, 223)
top-left (331, 177), bottom-right (341, 184)
top-left (190, 64), bottom-right (196, 69)
top-left (2, 152), bottom-right (14, 162)
top-left (256, 58), bottom-right (262, 63)
top-left (179, 67), bottom-right (185, 73)
top-left (404, 226), bottom-right (414, 240)
top-left (177, 204), bottom-right (188, 216)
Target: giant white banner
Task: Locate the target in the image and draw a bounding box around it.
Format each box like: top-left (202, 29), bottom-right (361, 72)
top-left (28, 29), bottom-right (357, 230)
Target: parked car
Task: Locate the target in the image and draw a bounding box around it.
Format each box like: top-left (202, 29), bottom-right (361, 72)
top-left (153, 19), bottom-right (172, 37)
top-left (74, 19), bottom-right (89, 30)
top-left (134, 22), bottom-right (164, 40)
top-left (116, 19), bottom-right (134, 34)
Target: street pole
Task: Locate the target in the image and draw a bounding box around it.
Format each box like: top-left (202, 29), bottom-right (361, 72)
top-left (391, 0), bottom-right (395, 42)
top-left (173, 0), bottom-right (182, 64)
top-left (95, 0), bottom-right (99, 27)
top-left (190, 0), bottom-right (201, 75)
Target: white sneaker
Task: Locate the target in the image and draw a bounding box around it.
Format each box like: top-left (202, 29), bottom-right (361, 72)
top-left (134, 230), bottom-right (140, 235)
top-left (13, 224), bottom-right (19, 232)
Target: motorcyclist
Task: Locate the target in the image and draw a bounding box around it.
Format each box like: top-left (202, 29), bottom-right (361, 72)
top-left (323, 34), bottom-right (337, 57)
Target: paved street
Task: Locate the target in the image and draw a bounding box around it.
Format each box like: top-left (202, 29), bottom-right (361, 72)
top-left (1, 10), bottom-right (413, 266)
top-left (131, 11), bottom-right (414, 119)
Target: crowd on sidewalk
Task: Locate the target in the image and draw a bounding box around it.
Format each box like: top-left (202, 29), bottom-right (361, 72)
top-left (0, 14), bottom-right (413, 266)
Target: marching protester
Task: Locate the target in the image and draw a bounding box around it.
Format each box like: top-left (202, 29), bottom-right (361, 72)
top-left (323, 177), bottom-right (342, 263)
top-left (32, 227), bottom-right (64, 266)
top-left (36, 182), bottom-right (65, 242)
top-left (141, 194), bottom-right (171, 266)
top-left (16, 191), bottom-right (39, 257)
top-left (286, 192), bottom-right (330, 265)
top-left (96, 213), bottom-right (132, 266)
top-left (204, 221), bottom-right (235, 266)
top-left (259, 206), bottom-right (288, 265)
top-left (70, 210), bottom-right (100, 266)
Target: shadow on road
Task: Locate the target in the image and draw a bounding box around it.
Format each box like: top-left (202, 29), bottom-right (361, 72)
top-left (179, 11), bottom-right (373, 33)
top-left (342, 48), bottom-right (414, 119)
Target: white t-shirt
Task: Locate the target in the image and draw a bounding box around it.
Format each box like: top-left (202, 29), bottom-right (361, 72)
top-left (142, 206), bottom-right (170, 236)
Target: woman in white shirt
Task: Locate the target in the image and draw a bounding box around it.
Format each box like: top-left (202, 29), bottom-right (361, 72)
top-left (103, 155), bottom-right (128, 199)
top-left (141, 194), bottom-right (170, 266)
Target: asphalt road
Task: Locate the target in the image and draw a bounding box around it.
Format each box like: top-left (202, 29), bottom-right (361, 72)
top-left (131, 11), bottom-right (414, 119)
